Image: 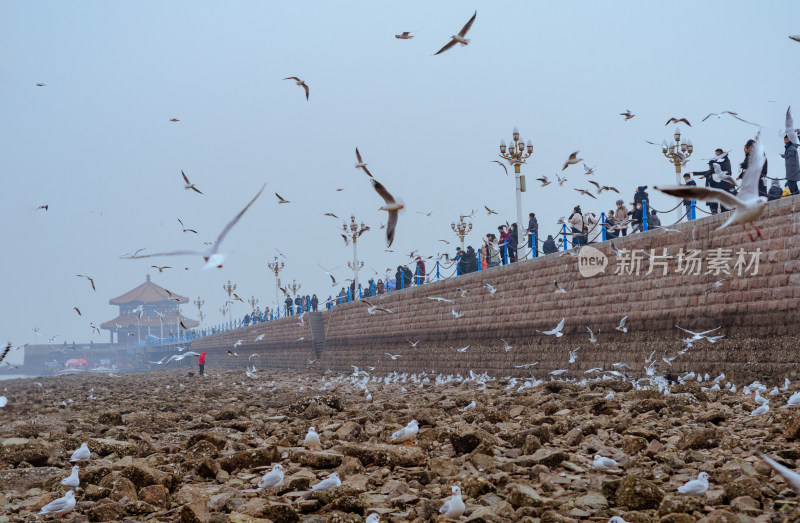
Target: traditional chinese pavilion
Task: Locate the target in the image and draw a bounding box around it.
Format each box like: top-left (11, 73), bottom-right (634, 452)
top-left (100, 274), bottom-right (198, 344)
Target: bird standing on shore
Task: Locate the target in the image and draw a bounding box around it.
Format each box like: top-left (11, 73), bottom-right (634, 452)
top-left (439, 486), bottom-right (466, 520)
top-left (390, 420), bottom-right (419, 446)
top-left (61, 465), bottom-right (80, 487)
top-left (39, 491), bottom-right (75, 517)
top-left (304, 427), bottom-right (321, 450)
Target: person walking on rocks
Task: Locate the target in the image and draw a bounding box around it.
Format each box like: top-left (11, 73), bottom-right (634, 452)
top-left (198, 352), bottom-right (206, 377)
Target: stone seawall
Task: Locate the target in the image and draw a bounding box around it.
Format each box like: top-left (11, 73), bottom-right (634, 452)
top-left (191, 195), bottom-right (800, 381)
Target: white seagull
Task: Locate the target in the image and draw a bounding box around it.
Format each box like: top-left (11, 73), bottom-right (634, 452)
top-left (311, 472), bottom-right (341, 490)
top-left (283, 77), bottom-right (309, 100)
top-left (121, 184), bottom-right (266, 269)
top-left (257, 463), bottom-right (284, 494)
top-left (303, 427), bottom-right (321, 450)
top-left (439, 485), bottom-right (466, 519)
top-left (501, 339), bottom-right (513, 352)
top-left (615, 316), bottom-right (628, 333)
top-left (593, 454), bottom-right (619, 471)
top-left (655, 132), bottom-right (768, 241)
top-left (587, 327), bottom-right (597, 343)
top-left (434, 11), bottom-right (477, 55)
top-left (760, 453), bottom-right (800, 495)
top-left (371, 179), bottom-right (404, 247)
top-left (390, 420), bottom-right (419, 445)
top-left (355, 147), bottom-right (373, 178)
top-left (539, 318), bottom-right (565, 337)
top-left (61, 465), bottom-right (80, 487)
top-left (39, 490), bottom-right (76, 517)
top-left (70, 442), bottom-right (91, 463)
top-left (677, 472), bottom-right (710, 494)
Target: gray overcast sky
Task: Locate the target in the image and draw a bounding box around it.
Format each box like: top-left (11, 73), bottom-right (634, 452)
top-left (3, 1), bottom-right (799, 361)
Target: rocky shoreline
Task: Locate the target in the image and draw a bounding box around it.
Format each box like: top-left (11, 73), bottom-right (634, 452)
top-left (1, 369), bottom-right (799, 522)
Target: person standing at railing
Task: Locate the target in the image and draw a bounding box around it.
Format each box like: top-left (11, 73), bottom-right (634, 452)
top-left (649, 209), bottom-right (661, 228)
top-left (585, 212), bottom-right (602, 243)
top-left (542, 235), bottom-right (558, 254)
top-left (402, 265), bottom-right (413, 288)
top-left (680, 173), bottom-right (696, 215)
top-left (782, 132), bottom-right (800, 195)
top-left (736, 140), bottom-right (768, 198)
top-left (628, 201), bottom-right (644, 233)
top-left (284, 296), bottom-right (293, 315)
top-left (376, 279), bottom-right (385, 294)
top-left (311, 294), bottom-right (318, 311)
top-left (414, 257), bottom-right (426, 285)
top-left (568, 206), bottom-right (583, 247)
top-left (527, 212), bottom-right (538, 254)
top-left (509, 223), bottom-right (519, 261)
top-left (768, 179), bottom-right (783, 201)
top-left (614, 200), bottom-right (629, 236)
top-left (497, 225), bottom-right (510, 264)
top-left (485, 234), bottom-right (499, 267)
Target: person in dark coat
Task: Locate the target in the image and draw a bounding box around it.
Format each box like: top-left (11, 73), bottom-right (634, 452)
top-left (738, 139), bottom-right (768, 197)
top-left (509, 223), bottom-right (519, 261)
top-left (395, 266), bottom-right (404, 289)
top-left (402, 266), bottom-right (413, 287)
top-left (782, 134), bottom-right (800, 195)
top-left (649, 209), bottom-right (661, 228)
top-left (628, 202), bottom-right (644, 232)
top-left (633, 186), bottom-right (649, 207)
top-left (310, 294), bottom-right (319, 311)
top-left (463, 246), bottom-right (478, 272)
top-left (294, 296), bottom-right (302, 314)
top-left (681, 172), bottom-right (697, 214)
top-left (415, 258), bottom-right (426, 285)
top-left (542, 235), bottom-right (558, 254)
top-left (284, 296), bottom-right (293, 315)
top-left (527, 213), bottom-right (538, 252)
top-left (690, 149), bottom-right (735, 213)
top-left (768, 178), bottom-right (783, 201)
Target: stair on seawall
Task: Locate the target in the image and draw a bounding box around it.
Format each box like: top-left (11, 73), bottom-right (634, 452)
top-left (308, 311), bottom-right (325, 358)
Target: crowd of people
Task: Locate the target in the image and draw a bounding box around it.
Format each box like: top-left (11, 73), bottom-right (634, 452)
top-left (239, 134), bottom-right (800, 319)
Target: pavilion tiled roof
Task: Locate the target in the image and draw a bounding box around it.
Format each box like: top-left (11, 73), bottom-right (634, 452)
top-left (109, 274), bottom-right (188, 304)
top-left (99, 315), bottom-right (198, 330)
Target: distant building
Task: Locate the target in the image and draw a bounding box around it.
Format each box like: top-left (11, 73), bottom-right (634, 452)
top-left (100, 274), bottom-right (198, 344)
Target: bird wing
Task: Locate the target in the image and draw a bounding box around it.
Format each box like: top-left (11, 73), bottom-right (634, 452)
top-left (492, 160), bottom-right (508, 175)
top-left (371, 179), bottom-right (396, 205)
top-left (181, 170), bottom-right (190, 184)
top-left (786, 107), bottom-right (799, 147)
top-left (386, 211), bottom-right (398, 248)
top-left (121, 250), bottom-right (201, 259)
top-left (434, 38), bottom-right (458, 55)
top-left (283, 77), bottom-right (301, 81)
top-left (209, 183), bottom-right (266, 254)
top-left (458, 10), bottom-right (477, 37)
top-left (679, 118), bottom-right (692, 127)
top-left (191, 186), bottom-right (203, 194)
top-left (739, 133), bottom-right (765, 201)
top-left (302, 83), bottom-right (309, 100)
top-left (655, 186), bottom-right (741, 209)
top-left (587, 180), bottom-right (600, 189)
top-left (355, 147), bottom-right (364, 164)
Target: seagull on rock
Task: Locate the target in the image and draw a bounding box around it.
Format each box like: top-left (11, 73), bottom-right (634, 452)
top-left (439, 486), bottom-right (466, 520)
top-left (390, 420), bottom-right (419, 446)
top-left (678, 472), bottom-right (709, 494)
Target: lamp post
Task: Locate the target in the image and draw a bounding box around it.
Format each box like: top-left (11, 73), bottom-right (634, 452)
top-left (193, 297), bottom-right (204, 328)
top-left (498, 127), bottom-right (534, 248)
top-left (247, 295), bottom-right (258, 313)
top-left (222, 280), bottom-right (236, 324)
top-left (288, 279), bottom-right (302, 297)
top-left (343, 215), bottom-right (367, 290)
top-left (267, 256), bottom-right (285, 312)
top-left (451, 216), bottom-right (473, 250)
top-left (661, 127), bottom-right (693, 222)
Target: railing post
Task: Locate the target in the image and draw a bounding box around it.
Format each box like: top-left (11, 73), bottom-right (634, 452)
top-left (642, 200), bottom-right (648, 232)
top-left (358, 284), bottom-right (362, 299)
top-left (456, 254), bottom-right (461, 276)
top-left (532, 232), bottom-right (537, 258)
top-left (436, 261), bottom-right (440, 280)
top-left (477, 248), bottom-right (482, 270)
top-left (691, 200), bottom-right (696, 221)
top-left (371, 281), bottom-right (375, 296)
top-left (601, 211), bottom-right (607, 241)
top-left (400, 273), bottom-right (404, 289)
top-left (562, 223), bottom-right (568, 251)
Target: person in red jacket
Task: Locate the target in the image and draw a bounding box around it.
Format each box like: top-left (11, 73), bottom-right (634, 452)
top-left (198, 352), bottom-right (206, 377)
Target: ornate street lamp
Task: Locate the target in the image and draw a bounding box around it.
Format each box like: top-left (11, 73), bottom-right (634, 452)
top-left (222, 280), bottom-right (236, 324)
top-left (451, 216), bottom-right (473, 250)
top-left (662, 127), bottom-right (693, 221)
top-left (343, 215), bottom-right (368, 290)
top-left (247, 295), bottom-right (259, 312)
top-left (193, 297), bottom-right (204, 328)
top-left (498, 127), bottom-right (534, 247)
top-left (267, 256), bottom-right (285, 309)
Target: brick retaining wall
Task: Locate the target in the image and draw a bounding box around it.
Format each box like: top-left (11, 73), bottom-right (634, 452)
top-left (192, 195), bottom-right (800, 381)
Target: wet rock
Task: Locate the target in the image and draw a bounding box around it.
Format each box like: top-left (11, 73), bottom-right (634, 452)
top-left (138, 484), bottom-right (169, 507)
top-left (87, 499), bottom-right (126, 522)
top-left (219, 445), bottom-right (276, 472)
top-left (678, 429), bottom-right (719, 450)
top-left (0, 467), bottom-right (61, 491)
top-left (622, 435), bottom-right (648, 455)
top-left (195, 456), bottom-right (221, 478)
top-left (288, 448), bottom-right (343, 468)
top-left (616, 475), bottom-right (664, 510)
top-left (186, 432), bottom-right (227, 451)
top-left (729, 495), bottom-right (761, 515)
top-left (120, 462), bottom-right (173, 489)
top-left (659, 514), bottom-right (694, 523)
top-left (698, 509), bottom-right (739, 523)
top-left (658, 493), bottom-right (705, 516)
top-left (98, 411), bottom-right (123, 425)
top-left (508, 484), bottom-right (546, 508)
top-left (180, 499), bottom-right (211, 523)
top-left (124, 500), bottom-right (157, 515)
top-left (724, 476), bottom-right (762, 502)
top-left (462, 475), bottom-right (494, 498)
top-left (530, 448), bottom-right (568, 467)
top-left (522, 435), bottom-right (542, 454)
top-left (89, 437), bottom-right (139, 457)
top-left (428, 456), bottom-right (458, 478)
top-left (340, 443), bottom-right (424, 467)
top-left (450, 429), bottom-right (495, 455)
top-left (0, 437), bottom-right (51, 466)
top-left (574, 492), bottom-right (607, 508)
top-left (187, 439), bottom-right (220, 460)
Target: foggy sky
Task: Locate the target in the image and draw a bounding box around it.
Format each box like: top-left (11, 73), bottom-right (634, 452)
top-left (3, 1), bottom-right (799, 363)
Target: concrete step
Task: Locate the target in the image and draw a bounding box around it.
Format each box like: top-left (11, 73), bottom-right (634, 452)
top-left (308, 312), bottom-right (326, 358)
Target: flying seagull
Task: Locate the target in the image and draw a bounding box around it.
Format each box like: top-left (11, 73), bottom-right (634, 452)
top-left (434, 11), bottom-right (477, 55)
top-left (178, 219), bottom-right (197, 234)
top-left (275, 193), bottom-right (290, 204)
top-left (484, 205), bottom-right (498, 216)
top-left (395, 31), bottom-right (414, 39)
top-left (583, 163), bottom-right (596, 175)
top-left (655, 132), bottom-right (767, 241)
top-left (665, 117), bottom-right (691, 127)
top-left (790, 35), bottom-right (800, 43)
top-left (76, 274), bottom-right (96, 291)
top-left (36, 83), bottom-right (46, 87)
top-left (574, 188), bottom-right (597, 199)
top-left (616, 316), bottom-right (628, 333)
top-left (371, 179), bottom-right (403, 247)
top-left (181, 170), bottom-right (203, 194)
top-left (562, 151), bottom-right (583, 170)
top-left (169, 118), bottom-right (179, 122)
top-left (120, 183), bottom-right (266, 269)
top-left (37, 204), bottom-right (48, 211)
top-left (701, 110), bottom-right (738, 122)
top-left (283, 77), bottom-right (309, 100)
top-left (620, 110), bottom-right (635, 121)
top-left (535, 175), bottom-right (551, 187)
top-left (538, 318), bottom-right (566, 337)
top-left (355, 148), bottom-right (373, 178)
top-left (490, 160), bottom-right (508, 175)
